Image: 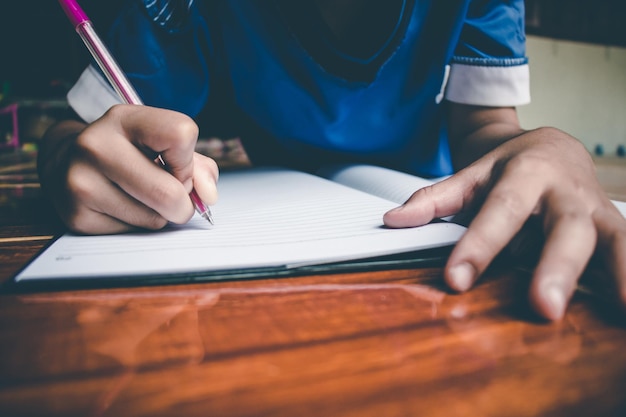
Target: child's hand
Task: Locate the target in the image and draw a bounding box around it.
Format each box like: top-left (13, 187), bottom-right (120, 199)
top-left (39, 104), bottom-right (219, 234)
top-left (384, 128), bottom-right (626, 320)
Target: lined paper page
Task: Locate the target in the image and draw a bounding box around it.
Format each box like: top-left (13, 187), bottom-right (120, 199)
top-left (15, 167), bottom-right (466, 281)
top-left (317, 164), bottom-right (444, 205)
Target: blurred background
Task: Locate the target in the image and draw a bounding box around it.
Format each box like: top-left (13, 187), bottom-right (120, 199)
top-left (0, 1), bottom-right (125, 154)
top-left (0, 0), bottom-right (625, 156)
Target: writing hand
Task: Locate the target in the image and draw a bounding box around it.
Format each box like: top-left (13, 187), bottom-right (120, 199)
top-left (384, 128), bottom-right (626, 320)
top-left (39, 105), bottom-right (219, 234)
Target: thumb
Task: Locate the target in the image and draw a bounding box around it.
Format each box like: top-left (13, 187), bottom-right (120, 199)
top-left (192, 152), bottom-right (219, 205)
top-left (383, 171), bottom-right (475, 228)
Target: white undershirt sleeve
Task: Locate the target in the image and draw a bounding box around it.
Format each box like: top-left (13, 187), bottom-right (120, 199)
top-left (444, 63), bottom-right (530, 107)
top-left (66, 65), bottom-right (122, 123)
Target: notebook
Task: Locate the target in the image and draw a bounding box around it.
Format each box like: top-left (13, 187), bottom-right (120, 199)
top-left (11, 164), bottom-right (469, 290)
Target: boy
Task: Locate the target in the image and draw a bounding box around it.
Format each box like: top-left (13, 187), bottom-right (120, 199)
top-left (39, 0), bottom-right (626, 320)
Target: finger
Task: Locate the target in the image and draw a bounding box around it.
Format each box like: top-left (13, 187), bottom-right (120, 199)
top-left (594, 206), bottom-right (626, 309)
top-left (67, 207), bottom-right (136, 235)
top-left (92, 136), bottom-right (194, 224)
top-left (383, 170), bottom-right (478, 228)
top-left (445, 164), bottom-right (544, 292)
top-left (192, 153), bottom-right (219, 205)
top-left (66, 161), bottom-right (169, 234)
top-left (119, 105), bottom-right (199, 188)
top-left (529, 195), bottom-right (597, 321)
top-left (79, 116), bottom-right (195, 224)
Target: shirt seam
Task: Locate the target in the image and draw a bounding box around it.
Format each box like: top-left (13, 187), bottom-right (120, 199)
top-left (451, 56), bottom-right (528, 67)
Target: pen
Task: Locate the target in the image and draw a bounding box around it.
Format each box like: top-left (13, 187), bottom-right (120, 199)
top-left (57, 0), bottom-right (214, 225)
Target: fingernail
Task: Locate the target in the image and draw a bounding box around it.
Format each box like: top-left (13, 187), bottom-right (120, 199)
top-left (449, 262), bottom-right (475, 292)
top-left (543, 284), bottom-right (566, 320)
top-left (205, 181), bottom-right (219, 205)
top-left (383, 206), bottom-right (404, 226)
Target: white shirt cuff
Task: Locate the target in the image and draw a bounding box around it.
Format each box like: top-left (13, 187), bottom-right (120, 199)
top-left (444, 63), bottom-right (530, 107)
top-left (67, 65), bottom-right (122, 123)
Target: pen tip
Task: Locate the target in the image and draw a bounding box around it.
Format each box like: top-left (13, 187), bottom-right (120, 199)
top-left (201, 209), bottom-right (215, 225)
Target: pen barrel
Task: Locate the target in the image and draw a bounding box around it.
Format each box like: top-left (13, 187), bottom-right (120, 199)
top-left (75, 21), bottom-right (143, 106)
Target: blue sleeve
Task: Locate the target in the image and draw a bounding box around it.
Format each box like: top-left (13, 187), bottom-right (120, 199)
top-left (454, 0), bottom-right (527, 65)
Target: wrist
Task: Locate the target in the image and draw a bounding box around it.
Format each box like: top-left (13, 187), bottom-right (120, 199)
top-left (37, 120), bottom-right (86, 193)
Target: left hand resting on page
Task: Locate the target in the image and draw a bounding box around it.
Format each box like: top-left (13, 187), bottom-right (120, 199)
top-left (383, 128), bottom-right (626, 321)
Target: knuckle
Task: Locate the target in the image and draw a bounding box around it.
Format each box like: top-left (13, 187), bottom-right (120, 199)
top-left (507, 152), bottom-right (551, 176)
top-left (97, 104), bottom-right (131, 133)
top-left (409, 185), bottom-right (433, 205)
top-left (489, 190), bottom-right (527, 219)
top-left (104, 103), bottom-right (124, 116)
top-left (102, 103), bottom-right (128, 121)
top-left (548, 208), bottom-right (596, 237)
top-left (408, 186), bottom-right (438, 218)
top-left (139, 213), bottom-right (169, 230)
top-left (150, 182), bottom-right (182, 209)
top-left (466, 232), bottom-right (501, 259)
top-left (74, 130), bottom-right (105, 161)
top-left (170, 115), bottom-right (199, 145)
top-left (415, 184), bottom-right (436, 199)
top-left (541, 127), bottom-right (589, 154)
top-left (66, 165), bottom-right (97, 202)
top-left (554, 207), bottom-right (588, 223)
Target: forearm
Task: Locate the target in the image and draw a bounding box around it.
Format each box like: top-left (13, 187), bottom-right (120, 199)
top-left (446, 103), bottom-right (525, 170)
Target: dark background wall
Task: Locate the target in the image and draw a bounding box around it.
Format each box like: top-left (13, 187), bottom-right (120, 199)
top-left (525, 0), bottom-right (626, 48)
top-left (0, 1), bottom-right (125, 98)
top-left (0, 0), bottom-right (625, 99)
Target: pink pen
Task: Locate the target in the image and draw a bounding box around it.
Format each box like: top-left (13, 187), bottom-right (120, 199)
top-left (58, 0), bottom-right (214, 224)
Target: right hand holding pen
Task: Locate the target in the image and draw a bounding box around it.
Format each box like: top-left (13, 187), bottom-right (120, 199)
top-left (39, 104), bottom-right (219, 234)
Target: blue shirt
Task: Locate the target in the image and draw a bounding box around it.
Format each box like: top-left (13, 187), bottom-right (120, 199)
top-left (68, 0), bottom-right (530, 177)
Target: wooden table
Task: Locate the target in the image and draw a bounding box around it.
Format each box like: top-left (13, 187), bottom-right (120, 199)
top-left (0, 151), bottom-right (625, 417)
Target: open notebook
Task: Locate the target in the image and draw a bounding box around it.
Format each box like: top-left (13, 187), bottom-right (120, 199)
top-left (11, 164), bottom-right (467, 290)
